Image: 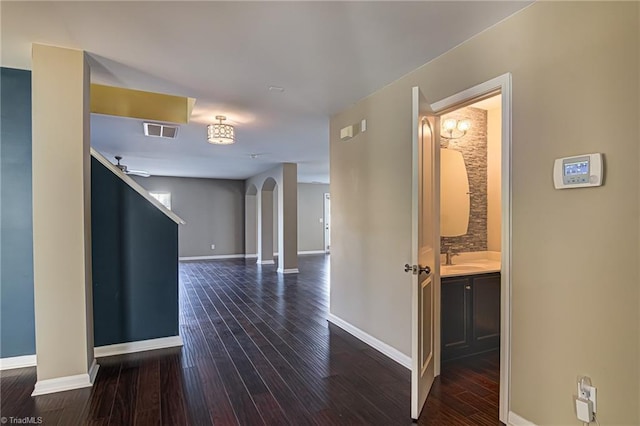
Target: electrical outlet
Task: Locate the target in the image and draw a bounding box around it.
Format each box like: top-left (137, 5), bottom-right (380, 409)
top-left (587, 385), bottom-right (597, 413)
top-left (211, 244), bottom-right (215, 250)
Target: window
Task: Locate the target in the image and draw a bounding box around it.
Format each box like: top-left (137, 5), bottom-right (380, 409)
top-left (149, 191), bottom-right (171, 210)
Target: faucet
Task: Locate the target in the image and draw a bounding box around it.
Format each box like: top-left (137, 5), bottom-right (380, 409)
top-left (445, 249), bottom-right (459, 265)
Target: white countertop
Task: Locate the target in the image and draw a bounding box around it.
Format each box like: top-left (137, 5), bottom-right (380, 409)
top-left (440, 252), bottom-right (501, 277)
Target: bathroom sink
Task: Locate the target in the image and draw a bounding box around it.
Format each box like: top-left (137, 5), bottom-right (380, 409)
top-left (440, 258), bottom-right (501, 277)
top-left (444, 265), bottom-right (485, 273)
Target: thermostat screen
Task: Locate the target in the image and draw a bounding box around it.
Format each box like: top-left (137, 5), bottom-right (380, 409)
top-left (564, 160), bottom-right (589, 176)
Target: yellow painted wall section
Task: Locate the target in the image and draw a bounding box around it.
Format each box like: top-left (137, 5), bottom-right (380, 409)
top-left (91, 84), bottom-right (195, 124)
top-left (330, 2), bottom-right (639, 424)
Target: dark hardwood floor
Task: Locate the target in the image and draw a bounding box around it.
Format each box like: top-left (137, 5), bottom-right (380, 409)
top-left (1, 255), bottom-right (500, 425)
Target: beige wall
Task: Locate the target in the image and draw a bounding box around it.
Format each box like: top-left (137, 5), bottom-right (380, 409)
top-left (331, 86), bottom-right (414, 355)
top-left (245, 189), bottom-right (258, 256)
top-left (330, 2), bottom-right (639, 424)
top-left (487, 106), bottom-right (501, 252)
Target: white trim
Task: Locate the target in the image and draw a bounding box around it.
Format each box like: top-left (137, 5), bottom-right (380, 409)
top-left (431, 74), bottom-right (507, 112)
top-left (0, 354), bottom-right (37, 370)
top-left (31, 359), bottom-right (99, 396)
top-left (179, 254), bottom-right (246, 261)
top-left (298, 250), bottom-right (325, 255)
top-left (88, 359), bottom-right (99, 383)
top-left (431, 72), bottom-right (512, 424)
top-left (90, 148), bottom-right (185, 225)
top-left (94, 335), bottom-right (183, 358)
top-left (258, 259), bottom-right (275, 265)
top-left (277, 268), bottom-right (299, 274)
top-left (327, 313), bottom-right (411, 369)
top-left (3, 336), bottom-right (183, 373)
top-left (508, 411), bottom-right (538, 426)
top-left (245, 253), bottom-right (258, 259)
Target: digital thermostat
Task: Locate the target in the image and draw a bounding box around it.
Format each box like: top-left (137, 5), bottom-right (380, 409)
top-left (553, 153), bottom-right (603, 189)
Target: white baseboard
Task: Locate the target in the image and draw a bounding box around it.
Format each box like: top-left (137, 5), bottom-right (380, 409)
top-left (245, 254), bottom-right (258, 259)
top-left (277, 268), bottom-right (299, 274)
top-left (179, 254), bottom-right (246, 261)
top-left (31, 359), bottom-right (99, 396)
top-left (298, 250), bottom-right (326, 255)
top-left (94, 335), bottom-right (183, 358)
top-left (327, 313), bottom-right (411, 369)
top-left (258, 259), bottom-right (275, 265)
top-left (5, 336), bottom-right (183, 373)
top-left (508, 411), bottom-right (537, 426)
top-left (0, 354), bottom-right (37, 370)
top-left (88, 359), bottom-right (99, 383)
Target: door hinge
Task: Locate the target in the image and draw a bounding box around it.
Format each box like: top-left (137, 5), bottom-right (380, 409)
top-left (404, 264), bottom-right (418, 274)
top-left (404, 264), bottom-right (431, 276)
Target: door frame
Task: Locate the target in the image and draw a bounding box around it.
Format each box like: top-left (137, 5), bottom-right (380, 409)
top-left (430, 73), bottom-right (512, 423)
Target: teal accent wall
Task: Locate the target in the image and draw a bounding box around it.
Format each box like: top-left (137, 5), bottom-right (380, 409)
top-left (91, 157), bottom-right (179, 346)
top-left (0, 67), bottom-right (179, 357)
top-left (0, 68), bottom-right (36, 358)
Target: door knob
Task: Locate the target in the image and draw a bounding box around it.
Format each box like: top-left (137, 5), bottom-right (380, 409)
top-left (418, 265), bottom-right (431, 275)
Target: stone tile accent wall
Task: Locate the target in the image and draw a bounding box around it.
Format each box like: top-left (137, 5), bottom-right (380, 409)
top-left (441, 107), bottom-right (487, 254)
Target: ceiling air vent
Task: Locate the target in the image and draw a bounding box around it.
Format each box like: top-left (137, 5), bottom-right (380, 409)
top-left (143, 122), bottom-right (179, 139)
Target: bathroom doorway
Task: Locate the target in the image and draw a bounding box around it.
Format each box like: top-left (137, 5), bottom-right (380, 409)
top-left (429, 74), bottom-right (512, 423)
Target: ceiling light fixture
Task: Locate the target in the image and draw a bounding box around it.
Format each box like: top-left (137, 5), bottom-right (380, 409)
top-left (441, 118), bottom-right (471, 140)
top-left (207, 115), bottom-right (235, 145)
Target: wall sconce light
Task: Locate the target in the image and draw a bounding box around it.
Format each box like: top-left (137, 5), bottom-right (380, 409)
top-left (441, 118), bottom-right (471, 140)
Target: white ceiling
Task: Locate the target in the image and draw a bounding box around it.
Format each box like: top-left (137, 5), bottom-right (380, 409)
top-left (2, 1), bottom-right (531, 183)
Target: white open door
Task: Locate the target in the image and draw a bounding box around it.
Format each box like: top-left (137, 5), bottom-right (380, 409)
top-left (408, 86), bottom-right (440, 420)
top-left (323, 193), bottom-right (331, 253)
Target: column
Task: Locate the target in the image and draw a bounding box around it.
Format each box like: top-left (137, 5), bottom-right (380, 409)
top-left (31, 44), bottom-right (97, 395)
top-left (277, 163), bottom-right (299, 273)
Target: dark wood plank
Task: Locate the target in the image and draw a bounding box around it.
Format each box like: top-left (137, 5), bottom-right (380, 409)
top-left (159, 354), bottom-right (188, 425)
top-left (110, 359), bottom-right (139, 425)
top-left (85, 362), bottom-right (120, 422)
top-left (134, 357), bottom-right (161, 424)
top-left (1, 255), bottom-right (499, 425)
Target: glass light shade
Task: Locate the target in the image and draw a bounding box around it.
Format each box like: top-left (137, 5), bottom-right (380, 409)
top-left (442, 118), bottom-right (458, 131)
top-left (207, 121), bottom-right (235, 145)
top-left (457, 119), bottom-right (471, 132)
